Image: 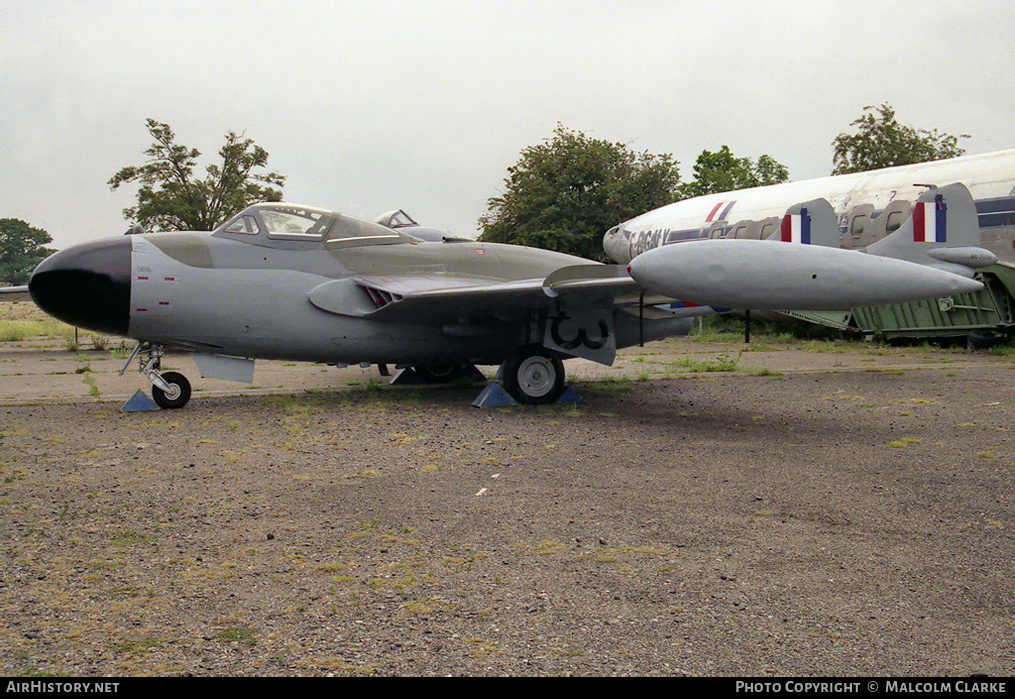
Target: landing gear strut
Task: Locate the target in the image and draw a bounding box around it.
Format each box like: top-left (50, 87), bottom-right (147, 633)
top-left (120, 343), bottom-right (192, 409)
top-left (501, 344), bottom-right (565, 405)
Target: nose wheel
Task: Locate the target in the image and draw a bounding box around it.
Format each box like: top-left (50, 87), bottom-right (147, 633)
top-left (151, 371), bottom-right (192, 409)
top-left (120, 343), bottom-right (193, 409)
top-left (501, 344), bottom-right (565, 404)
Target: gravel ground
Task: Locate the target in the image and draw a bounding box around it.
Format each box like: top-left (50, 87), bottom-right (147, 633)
top-left (0, 330), bottom-right (1014, 676)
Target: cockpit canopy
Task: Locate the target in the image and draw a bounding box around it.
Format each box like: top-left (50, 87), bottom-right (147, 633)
top-left (373, 209), bottom-right (419, 229)
top-left (214, 203), bottom-right (412, 249)
top-left (373, 208), bottom-right (453, 242)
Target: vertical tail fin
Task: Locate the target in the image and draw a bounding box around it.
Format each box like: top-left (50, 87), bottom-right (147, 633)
top-left (766, 198), bottom-right (839, 247)
top-left (866, 183), bottom-right (996, 276)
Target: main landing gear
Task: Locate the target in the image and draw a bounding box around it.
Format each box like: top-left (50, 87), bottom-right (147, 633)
top-left (412, 345), bottom-right (568, 405)
top-left (500, 344), bottom-right (566, 405)
top-left (120, 343), bottom-right (192, 409)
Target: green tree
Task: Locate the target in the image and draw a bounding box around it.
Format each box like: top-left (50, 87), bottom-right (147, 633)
top-left (831, 103), bottom-right (969, 175)
top-left (0, 219), bottom-right (54, 285)
top-left (478, 125), bottom-right (680, 260)
top-left (675, 146), bottom-right (789, 199)
top-left (109, 119), bottom-right (286, 232)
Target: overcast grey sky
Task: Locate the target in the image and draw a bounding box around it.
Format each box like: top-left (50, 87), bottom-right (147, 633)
top-left (2, 0), bottom-right (1013, 248)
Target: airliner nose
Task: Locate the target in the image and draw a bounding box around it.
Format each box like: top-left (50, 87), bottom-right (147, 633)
top-left (28, 237), bottom-right (132, 336)
top-left (603, 225), bottom-right (632, 264)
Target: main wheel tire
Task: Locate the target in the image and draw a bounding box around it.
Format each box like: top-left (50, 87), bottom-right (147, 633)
top-left (151, 371), bottom-right (192, 409)
top-left (502, 345), bottom-right (565, 405)
top-left (413, 363), bottom-right (466, 383)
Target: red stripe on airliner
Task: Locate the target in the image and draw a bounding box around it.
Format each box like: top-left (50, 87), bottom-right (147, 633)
top-left (706, 202), bottom-right (725, 222)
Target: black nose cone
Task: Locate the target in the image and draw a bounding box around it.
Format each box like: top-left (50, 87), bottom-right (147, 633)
top-left (28, 237), bottom-right (132, 336)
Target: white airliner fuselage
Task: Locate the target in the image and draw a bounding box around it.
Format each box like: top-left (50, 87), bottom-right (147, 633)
top-left (604, 150), bottom-right (1015, 265)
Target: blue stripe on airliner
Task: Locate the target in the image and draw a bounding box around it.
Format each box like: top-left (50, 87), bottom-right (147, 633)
top-left (976, 197), bottom-right (1015, 228)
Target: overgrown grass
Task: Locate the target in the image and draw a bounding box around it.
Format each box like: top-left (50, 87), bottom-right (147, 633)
top-left (584, 376), bottom-right (637, 393)
top-left (685, 315), bottom-right (844, 343)
top-left (670, 350), bottom-right (743, 373)
top-left (214, 626), bottom-right (257, 645)
top-left (0, 319), bottom-right (74, 342)
top-left (987, 343), bottom-right (1015, 357)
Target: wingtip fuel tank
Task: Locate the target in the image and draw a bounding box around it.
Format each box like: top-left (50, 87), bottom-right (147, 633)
top-left (627, 238), bottom-right (983, 310)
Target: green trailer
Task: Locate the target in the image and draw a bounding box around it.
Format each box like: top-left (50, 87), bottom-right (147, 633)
top-left (778, 262), bottom-right (1015, 343)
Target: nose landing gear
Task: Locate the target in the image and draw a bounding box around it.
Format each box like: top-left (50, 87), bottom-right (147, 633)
top-left (120, 343), bottom-right (192, 409)
top-left (151, 371), bottom-right (191, 409)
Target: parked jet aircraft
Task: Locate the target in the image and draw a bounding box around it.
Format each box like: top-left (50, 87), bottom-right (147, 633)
top-left (27, 203), bottom-right (692, 407)
top-left (25, 153), bottom-right (1004, 409)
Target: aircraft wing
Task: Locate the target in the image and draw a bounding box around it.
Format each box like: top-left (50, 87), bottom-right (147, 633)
top-left (307, 263), bottom-right (679, 366)
top-left (307, 264), bottom-right (667, 324)
top-left (355, 276), bottom-right (563, 321)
